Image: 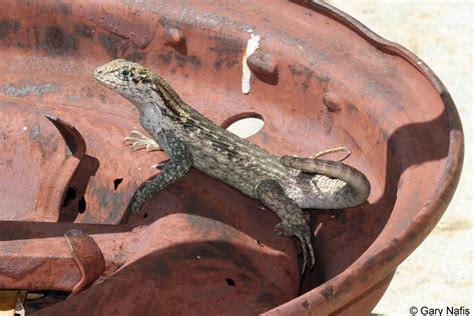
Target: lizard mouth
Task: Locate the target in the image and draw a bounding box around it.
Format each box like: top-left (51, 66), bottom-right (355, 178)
top-left (93, 67), bottom-right (120, 90)
top-left (93, 67), bottom-right (107, 84)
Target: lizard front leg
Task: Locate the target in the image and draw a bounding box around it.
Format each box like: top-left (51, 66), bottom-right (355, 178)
top-left (124, 130), bottom-right (161, 152)
top-left (127, 130), bottom-right (192, 215)
top-left (255, 179), bottom-right (315, 274)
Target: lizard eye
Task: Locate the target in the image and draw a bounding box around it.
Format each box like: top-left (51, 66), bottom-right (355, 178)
top-left (121, 69), bottom-right (130, 77)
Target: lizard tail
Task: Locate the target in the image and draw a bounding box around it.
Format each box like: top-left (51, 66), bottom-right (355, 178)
top-left (280, 156), bottom-right (371, 206)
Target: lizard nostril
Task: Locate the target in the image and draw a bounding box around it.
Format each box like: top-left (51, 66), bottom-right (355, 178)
top-left (221, 112), bottom-right (264, 139)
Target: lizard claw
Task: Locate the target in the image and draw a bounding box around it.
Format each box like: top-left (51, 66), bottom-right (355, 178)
top-left (274, 222), bottom-right (315, 274)
top-left (123, 130), bottom-right (161, 152)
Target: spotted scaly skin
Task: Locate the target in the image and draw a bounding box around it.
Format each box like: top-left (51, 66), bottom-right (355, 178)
top-left (94, 59), bottom-right (371, 273)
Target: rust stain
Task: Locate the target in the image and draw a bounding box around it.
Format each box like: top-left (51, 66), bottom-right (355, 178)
top-left (43, 25), bottom-right (78, 56)
top-left (208, 35), bottom-right (244, 70)
top-left (79, 6), bottom-right (156, 49)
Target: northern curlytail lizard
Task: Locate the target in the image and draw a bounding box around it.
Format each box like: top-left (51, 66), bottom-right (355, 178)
top-left (94, 59), bottom-right (371, 273)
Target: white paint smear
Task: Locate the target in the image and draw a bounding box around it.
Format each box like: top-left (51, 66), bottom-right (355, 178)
top-left (241, 33), bottom-right (260, 94)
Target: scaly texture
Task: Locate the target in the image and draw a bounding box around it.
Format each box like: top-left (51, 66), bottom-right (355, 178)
top-left (94, 59), bottom-right (371, 273)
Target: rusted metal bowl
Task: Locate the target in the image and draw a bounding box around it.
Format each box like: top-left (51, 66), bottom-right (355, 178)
top-left (0, 1), bottom-right (463, 315)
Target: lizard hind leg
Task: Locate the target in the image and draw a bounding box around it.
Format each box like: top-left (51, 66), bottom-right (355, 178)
top-left (255, 179), bottom-right (315, 274)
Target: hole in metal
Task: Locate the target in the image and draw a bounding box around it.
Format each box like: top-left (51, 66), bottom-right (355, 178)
top-left (221, 112), bottom-right (264, 138)
top-left (24, 291), bottom-right (68, 313)
top-left (225, 278), bottom-right (236, 286)
top-left (78, 197), bottom-right (86, 214)
top-left (113, 178), bottom-right (123, 190)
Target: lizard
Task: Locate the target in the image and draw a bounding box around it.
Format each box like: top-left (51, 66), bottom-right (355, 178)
top-left (94, 59), bottom-right (371, 273)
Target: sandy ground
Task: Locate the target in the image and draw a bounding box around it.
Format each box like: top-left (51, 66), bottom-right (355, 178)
top-left (322, 1), bottom-right (473, 315)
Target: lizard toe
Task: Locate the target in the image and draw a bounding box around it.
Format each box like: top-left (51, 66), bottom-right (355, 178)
top-left (275, 221), bottom-right (315, 273)
top-left (295, 232), bottom-right (308, 274)
top-left (295, 227), bottom-right (315, 274)
top-left (146, 142), bottom-right (161, 152)
top-left (131, 141), bottom-right (147, 151)
top-left (304, 232), bottom-right (316, 270)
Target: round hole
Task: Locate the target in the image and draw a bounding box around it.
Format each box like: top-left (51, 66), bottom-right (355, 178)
top-left (221, 112), bottom-right (264, 138)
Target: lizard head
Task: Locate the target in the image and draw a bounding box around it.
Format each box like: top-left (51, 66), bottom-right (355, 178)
top-left (95, 59), bottom-right (188, 121)
top-left (94, 59), bottom-right (155, 100)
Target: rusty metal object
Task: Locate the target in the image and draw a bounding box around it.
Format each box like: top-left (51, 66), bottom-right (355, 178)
top-left (64, 230), bottom-right (106, 294)
top-left (0, 0), bottom-right (463, 315)
top-left (39, 114), bottom-right (87, 222)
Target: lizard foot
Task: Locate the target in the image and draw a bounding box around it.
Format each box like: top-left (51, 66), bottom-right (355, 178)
top-left (274, 221), bottom-right (315, 274)
top-left (256, 179), bottom-right (315, 274)
top-left (123, 130), bottom-right (161, 152)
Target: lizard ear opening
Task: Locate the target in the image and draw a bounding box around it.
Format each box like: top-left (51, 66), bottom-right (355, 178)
top-left (221, 112), bottom-right (264, 138)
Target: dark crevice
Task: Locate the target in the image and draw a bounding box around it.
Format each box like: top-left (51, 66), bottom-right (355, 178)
top-left (78, 196), bottom-right (86, 213)
top-left (114, 178), bottom-right (123, 190)
top-left (225, 278), bottom-right (236, 286)
top-left (62, 187), bottom-right (77, 207)
top-left (24, 290), bottom-right (69, 313)
top-left (57, 155), bottom-right (99, 223)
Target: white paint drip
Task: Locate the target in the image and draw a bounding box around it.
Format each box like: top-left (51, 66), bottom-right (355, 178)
top-left (241, 33), bottom-right (260, 94)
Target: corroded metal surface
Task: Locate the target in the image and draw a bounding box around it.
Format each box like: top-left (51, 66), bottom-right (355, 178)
top-left (64, 229), bottom-right (106, 294)
top-left (0, 0), bottom-right (463, 315)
